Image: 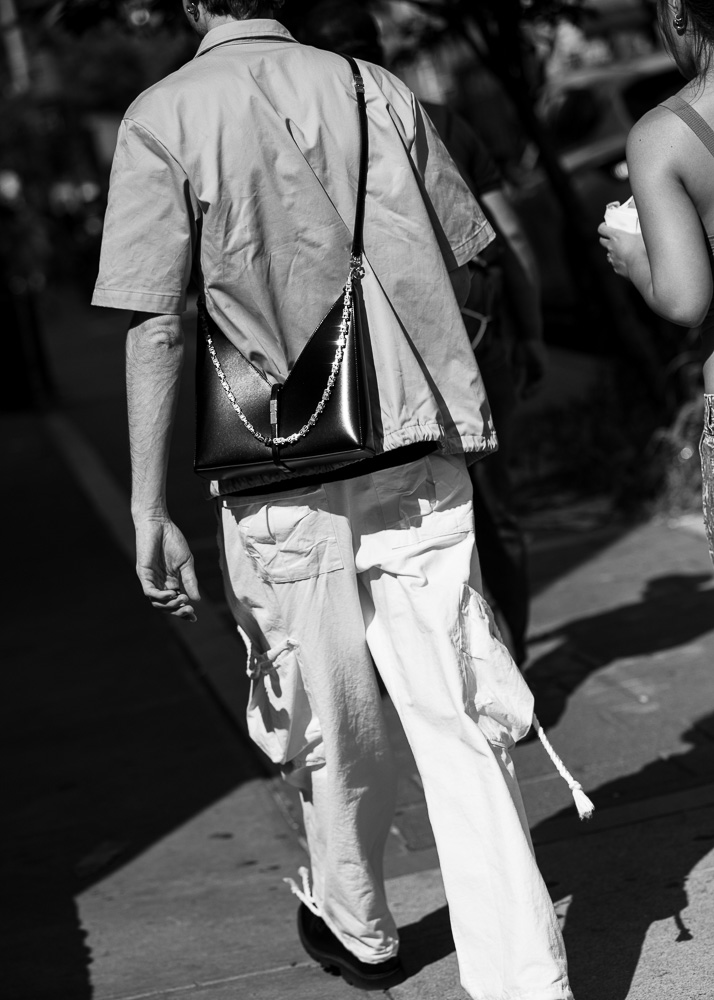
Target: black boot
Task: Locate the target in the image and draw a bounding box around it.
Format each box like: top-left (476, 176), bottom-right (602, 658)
top-left (297, 904), bottom-right (406, 991)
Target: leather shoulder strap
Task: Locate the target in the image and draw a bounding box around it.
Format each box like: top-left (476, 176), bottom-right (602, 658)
top-left (660, 95), bottom-right (714, 158)
top-left (342, 55), bottom-right (368, 259)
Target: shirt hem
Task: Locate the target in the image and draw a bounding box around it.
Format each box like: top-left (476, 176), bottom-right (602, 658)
top-left (206, 421), bottom-right (498, 497)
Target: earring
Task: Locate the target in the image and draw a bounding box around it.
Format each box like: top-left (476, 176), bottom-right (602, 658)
top-left (186, 1), bottom-right (200, 21)
top-left (673, 11), bottom-right (687, 35)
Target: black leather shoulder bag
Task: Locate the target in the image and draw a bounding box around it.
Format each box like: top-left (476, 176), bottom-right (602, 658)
top-left (194, 55), bottom-right (375, 483)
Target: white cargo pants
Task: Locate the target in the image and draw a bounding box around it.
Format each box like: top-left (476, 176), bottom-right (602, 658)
top-left (218, 453), bottom-right (572, 1000)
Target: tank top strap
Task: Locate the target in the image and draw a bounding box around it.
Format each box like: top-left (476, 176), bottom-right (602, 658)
top-left (660, 95), bottom-right (714, 158)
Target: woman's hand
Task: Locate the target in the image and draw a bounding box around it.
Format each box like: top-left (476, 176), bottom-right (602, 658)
top-left (598, 223), bottom-right (649, 281)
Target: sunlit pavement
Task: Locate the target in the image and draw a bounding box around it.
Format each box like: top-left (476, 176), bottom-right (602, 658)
top-left (2, 284), bottom-right (713, 999)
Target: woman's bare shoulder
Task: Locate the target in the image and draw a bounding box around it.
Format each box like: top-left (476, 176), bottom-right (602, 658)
top-left (626, 105), bottom-right (688, 167)
top-left (628, 105), bottom-right (683, 144)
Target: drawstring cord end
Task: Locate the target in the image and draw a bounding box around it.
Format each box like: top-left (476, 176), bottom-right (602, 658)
top-left (533, 714), bottom-right (595, 820)
top-left (283, 865), bottom-right (321, 916)
top-left (570, 783), bottom-right (595, 821)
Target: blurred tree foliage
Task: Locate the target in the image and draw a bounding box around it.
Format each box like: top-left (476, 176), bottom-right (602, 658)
top-left (0, 101), bottom-right (52, 287)
top-left (9, 0), bottom-right (591, 111)
top-left (0, 0), bottom-right (196, 288)
top-left (53, 24), bottom-right (195, 111)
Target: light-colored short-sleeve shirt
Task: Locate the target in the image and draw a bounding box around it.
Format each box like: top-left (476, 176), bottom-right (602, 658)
top-left (93, 18), bottom-right (496, 494)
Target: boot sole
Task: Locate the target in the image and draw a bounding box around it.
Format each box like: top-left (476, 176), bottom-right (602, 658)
top-left (299, 923), bottom-right (406, 990)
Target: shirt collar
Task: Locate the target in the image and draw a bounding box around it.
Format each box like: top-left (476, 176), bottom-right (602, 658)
top-left (194, 18), bottom-right (296, 58)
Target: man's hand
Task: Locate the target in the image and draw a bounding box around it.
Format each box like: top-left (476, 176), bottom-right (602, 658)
top-left (135, 516), bottom-right (200, 622)
top-left (513, 339), bottom-right (548, 399)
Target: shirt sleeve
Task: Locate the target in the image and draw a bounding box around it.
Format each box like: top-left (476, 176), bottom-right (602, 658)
top-left (92, 119), bottom-right (198, 314)
top-left (411, 98), bottom-right (495, 270)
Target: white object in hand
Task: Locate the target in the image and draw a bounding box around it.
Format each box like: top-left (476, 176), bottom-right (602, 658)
top-left (604, 195), bottom-right (640, 233)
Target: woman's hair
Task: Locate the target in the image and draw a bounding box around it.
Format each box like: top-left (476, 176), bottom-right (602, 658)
top-left (202, 0), bottom-right (285, 18)
top-left (658, 0), bottom-right (714, 74)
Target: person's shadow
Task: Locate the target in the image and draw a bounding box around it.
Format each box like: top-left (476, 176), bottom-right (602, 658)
top-left (0, 466), bottom-right (265, 1000)
top-left (394, 575), bottom-right (714, 989)
top-left (526, 573), bottom-right (714, 730)
top-left (393, 714), bottom-right (714, 995)
top-left (533, 710), bottom-right (714, 1000)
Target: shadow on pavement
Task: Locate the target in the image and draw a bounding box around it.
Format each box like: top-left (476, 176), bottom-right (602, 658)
top-left (396, 905), bottom-right (454, 976)
top-left (26, 285), bottom-right (714, 998)
top-left (526, 573), bottom-right (714, 730)
top-left (1, 415), bottom-right (264, 1000)
top-left (534, 711), bottom-right (714, 1000)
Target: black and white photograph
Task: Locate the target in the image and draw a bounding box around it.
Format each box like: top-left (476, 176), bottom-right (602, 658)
top-left (3, 1), bottom-right (714, 998)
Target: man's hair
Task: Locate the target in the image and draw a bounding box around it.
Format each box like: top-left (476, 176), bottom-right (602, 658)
top-left (203, 0), bottom-right (285, 18)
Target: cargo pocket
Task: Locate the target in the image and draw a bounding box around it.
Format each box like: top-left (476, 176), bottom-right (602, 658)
top-left (380, 455), bottom-right (473, 549)
top-left (238, 626), bottom-right (323, 767)
top-left (226, 488), bottom-right (343, 583)
top-left (454, 585), bottom-right (534, 748)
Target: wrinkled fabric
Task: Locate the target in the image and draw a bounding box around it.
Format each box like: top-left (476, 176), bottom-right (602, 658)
top-left (235, 627), bottom-right (324, 767)
top-left (91, 19), bottom-right (497, 495)
top-left (701, 394), bottom-right (714, 564)
top-left (218, 453), bottom-right (572, 1000)
top-left (454, 585), bottom-right (534, 747)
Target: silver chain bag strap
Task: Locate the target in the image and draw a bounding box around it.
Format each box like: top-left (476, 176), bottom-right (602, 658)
top-left (194, 55), bottom-right (374, 482)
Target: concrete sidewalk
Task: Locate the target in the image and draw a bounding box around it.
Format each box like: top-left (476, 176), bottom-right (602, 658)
top-left (3, 284), bottom-right (714, 1000)
top-left (1, 412), bottom-right (367, 1000)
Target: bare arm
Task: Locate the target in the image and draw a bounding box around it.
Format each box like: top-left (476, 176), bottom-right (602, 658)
top-left (126, 312), bottom-right (200, 621)
top-left (600, 109), bottom-right (712, 327)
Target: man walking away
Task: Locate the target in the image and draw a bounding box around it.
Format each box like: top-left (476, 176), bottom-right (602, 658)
top-left (92, 3), bottom-right (573, 998)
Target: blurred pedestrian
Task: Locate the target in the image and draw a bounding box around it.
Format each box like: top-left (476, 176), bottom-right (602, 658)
top-left (302, 0), bottom-right (546, 664)
top-left (599, 0), bottom-right (714, 560)
top-left (92, 3), bottom-right (573, 998)
top-left (425, 107), bottom-right (545, 665)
